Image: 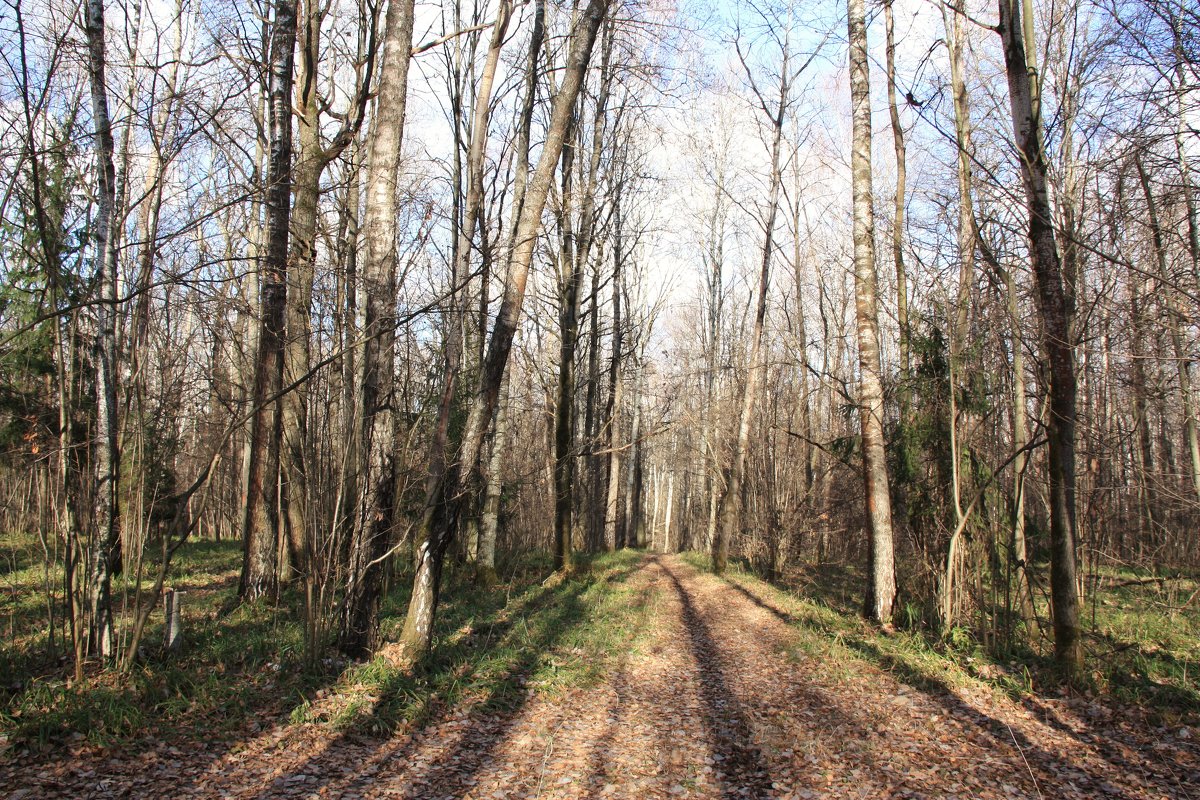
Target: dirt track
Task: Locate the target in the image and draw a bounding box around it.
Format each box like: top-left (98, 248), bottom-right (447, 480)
top-left (5, 555), bottom-right (1199, 799)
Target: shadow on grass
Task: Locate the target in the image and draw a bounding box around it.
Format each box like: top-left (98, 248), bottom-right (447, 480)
top-left (242, 553), bottom-right (647, 799)
top-left (1, 597), bottom-right (352, 751)
top-left (777, 561), bottom-right (864, 618)
top-left (579, 574), bottom-right (662, 798)
top-left (740, 555), bottom-right (1200, 722)
top-left (0, 540), bottom-right (365, 798)
top-left (1083, 628), bottom-right (1200, 712)
top-left (726, 576), bottom-right (1159, 798)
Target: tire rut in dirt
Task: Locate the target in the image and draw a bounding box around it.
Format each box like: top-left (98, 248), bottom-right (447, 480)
top-left (652, 557), bottom-right (776, 798)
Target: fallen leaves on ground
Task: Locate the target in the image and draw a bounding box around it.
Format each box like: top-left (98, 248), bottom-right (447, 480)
top-left (3, 555), bottom-right (1197, 798)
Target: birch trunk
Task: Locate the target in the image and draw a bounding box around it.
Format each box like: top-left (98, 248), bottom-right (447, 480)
top-left (337, 0), bottom-right (416, 656)
top-left (83, 0), bottom-right (122, 659)
top-left (848, 0), bottom-right (897, 624)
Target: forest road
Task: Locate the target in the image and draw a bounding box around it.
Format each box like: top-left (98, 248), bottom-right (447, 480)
top-left (7, 554), bottom-right (1199, 799)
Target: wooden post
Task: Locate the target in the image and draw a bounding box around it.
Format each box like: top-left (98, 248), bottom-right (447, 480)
top-left (164, 589), bottom-right (185, 652)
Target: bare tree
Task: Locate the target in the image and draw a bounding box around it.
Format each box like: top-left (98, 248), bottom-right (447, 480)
top-left (338, 0), bottom-right (417, 657)
top-left (393, 0), bottom-right (610, 664)
top-left (847, 0), bottom-right (896, 625)
top-left (713, 15), bottom-right (796, 575)
top-left (997, 0), bottom-right (1082, 675)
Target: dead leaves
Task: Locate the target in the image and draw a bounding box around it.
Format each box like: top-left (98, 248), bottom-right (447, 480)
top-left (3, 556), bottom-right (1199, 798)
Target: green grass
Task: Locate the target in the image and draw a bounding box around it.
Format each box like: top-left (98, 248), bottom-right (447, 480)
top-left (1, 531), bottom-right (656, 749)
top-left (302, 549), bottom-right (654, 737)
top-left (1, 533), bottom-right (314, 746)
top-left (1080, 566), bottom-right (1200, 711)
top-left (681, 551), bottom-right (1200, 720)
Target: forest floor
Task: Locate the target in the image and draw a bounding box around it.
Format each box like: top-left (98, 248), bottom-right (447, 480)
top-left (3, 553), bottom-right (1199, 799)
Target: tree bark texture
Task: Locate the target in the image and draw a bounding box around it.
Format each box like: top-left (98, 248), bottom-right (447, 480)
top-left (998, 0), bottom-right (1083, 675)
top-left (848, 0), bottom-right (897, 625)
top-left (83, 0), bottom-right (122, 659)
top-left (338, 0), bottom-right (416, 657)
top-left (239, 0), bottom-right (297, 603)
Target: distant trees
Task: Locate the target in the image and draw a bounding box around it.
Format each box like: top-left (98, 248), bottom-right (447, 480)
top-left (713, 9), bottom-right (793, 576)
top-left (2, 0), bottom-right (1200, 685)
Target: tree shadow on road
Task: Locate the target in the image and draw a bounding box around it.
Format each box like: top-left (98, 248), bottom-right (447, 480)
top-left (722, 575), bottom-right (1184, 799)
top-left (656, 558), bottom-right (776, 800)
top-left (240, 554), bottom-right (648, 799)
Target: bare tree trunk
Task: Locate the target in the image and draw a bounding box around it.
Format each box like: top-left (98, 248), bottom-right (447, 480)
top-left (408, 0), bottom-right (513, 599)
top-left (1004, 266), bottom-right (1040, 640)
top-left (553, 108), bottom-right (580, 573)
top-left (602, 222), bottom-right (625, 551)
top-left (663, 473), bottom-right (675, 553)
top-left (623, 360), bottom-right (644, 548)
top-left (83, 0), bottom-right (122, 659)
top-left (703, 159), bottom-right (727, 555)
top-left (471, 0), bottom-right (544, 574)
top-left (476, 368), bottom-right (509, 587)
top-left (584, 264), bottom-right (604, 552)
top-left (848, 0), bottom-right (897, 625)
top-left (393, 0), bottom-right (609, 664)
top-left (997, 0), bottom-right (1082, 676)
top-left (335, 145), bottom-right (364, 567)
top-left (446, 0), bottom-right (514, 572)
top-left (554, 24), bottom-right (612, 571)
top-left (239, 0), bottom-right (296, 603)
top-left (283, 0), bottom-right (375, 653)
top-left (280, 0), bottom-right (323, 585)
top-left (883, 0), bottom-right (909, 383)
top-left (337, 0), bottom-right (416, 657)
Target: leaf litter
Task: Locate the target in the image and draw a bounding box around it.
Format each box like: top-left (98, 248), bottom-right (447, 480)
top-left (2, 555), bottom-right (1197, 798)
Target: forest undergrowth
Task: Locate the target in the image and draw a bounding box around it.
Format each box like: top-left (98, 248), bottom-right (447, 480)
top-left (3, 533), bottom-right (1198, 757)
top-left (0, 533), bottom-right (650, 749)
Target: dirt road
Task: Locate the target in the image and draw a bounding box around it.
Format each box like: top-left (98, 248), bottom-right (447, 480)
top-left (5, 555), bottom-right (1198, 798)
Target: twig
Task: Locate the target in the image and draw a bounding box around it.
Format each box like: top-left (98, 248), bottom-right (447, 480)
top-left (411, 21), bottom-right (495, 55)
top-left (534, 720), bottom-right (565, 797)
top-left (1102, 576), bottom-right (1184, 589)
top-left (1006, 723), bottom-right (1044, 798)
top-left (1153, 586), bottom-right (1200, 611)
